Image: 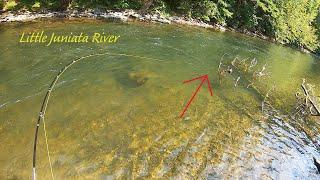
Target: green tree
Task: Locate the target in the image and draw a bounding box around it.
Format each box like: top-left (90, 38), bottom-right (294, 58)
top-left (162, 0), bottom-right (233, 24)
top-left (258, 0), bottom-right (320, 50)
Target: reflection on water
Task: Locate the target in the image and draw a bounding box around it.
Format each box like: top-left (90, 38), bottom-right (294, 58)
top-left (0, 20), bottom-right (319, 179)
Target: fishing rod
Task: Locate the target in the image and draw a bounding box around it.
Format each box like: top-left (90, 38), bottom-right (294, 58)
top-left (32, 52), bottom-right (165, 180)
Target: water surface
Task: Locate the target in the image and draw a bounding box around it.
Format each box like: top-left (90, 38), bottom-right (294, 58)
top-left (0, 20), bottom-right (320, 179)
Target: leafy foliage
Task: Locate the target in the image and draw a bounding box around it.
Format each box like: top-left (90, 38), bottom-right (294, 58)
top-left (162, 0), bottom-right (233, 24)
top-left (257, 0), bottom-right (320, 50)
top-left (3, 0), bottom-right (18, 11)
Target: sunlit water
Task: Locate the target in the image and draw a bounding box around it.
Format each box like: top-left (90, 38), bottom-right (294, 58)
top-left (0, 19), bottom-right (320, 179)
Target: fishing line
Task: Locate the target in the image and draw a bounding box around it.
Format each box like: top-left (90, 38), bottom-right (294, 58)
top-left (32, 52), bottom-right (166, 180)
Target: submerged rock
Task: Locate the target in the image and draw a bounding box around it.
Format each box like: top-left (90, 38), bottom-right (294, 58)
top-left (113, 70), bottom-right (157, 88)
top-left (128, 71), bottom-right (149, 86)
top-left (183, 116), bottom-right (191, 121)
top-left (314, 157), bottom-right (320, 173)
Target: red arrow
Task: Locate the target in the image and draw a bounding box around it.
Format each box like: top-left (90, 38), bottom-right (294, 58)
top-left (180, 74), bottom-right (213, 118)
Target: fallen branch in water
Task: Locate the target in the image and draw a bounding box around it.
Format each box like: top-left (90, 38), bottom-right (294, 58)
top-left (301, 79), bottom-right (320, 116)
top-left (218, 56), bottom-right (272, 104)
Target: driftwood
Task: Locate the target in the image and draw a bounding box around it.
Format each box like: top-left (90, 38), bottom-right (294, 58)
top-left (301, 79), bottom-right (320, 116)
top-left (217, 55), bottom-right (320, 119)
top-left (218, 56), bottom-right (270, 99)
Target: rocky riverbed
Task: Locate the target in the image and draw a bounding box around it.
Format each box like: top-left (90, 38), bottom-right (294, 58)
top-left (0, 9), bottom-right (221, 29)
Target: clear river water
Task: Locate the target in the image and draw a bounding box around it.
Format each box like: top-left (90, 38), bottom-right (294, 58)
top-left (0, 19), bottom-right (320, 179)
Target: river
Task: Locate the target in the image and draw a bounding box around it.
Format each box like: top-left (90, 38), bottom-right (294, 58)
top-left (0, 19), bottom-right (320, 179)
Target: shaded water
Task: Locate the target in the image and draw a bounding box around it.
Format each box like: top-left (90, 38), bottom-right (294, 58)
top-left (0, 20), bottom-right (320, 179)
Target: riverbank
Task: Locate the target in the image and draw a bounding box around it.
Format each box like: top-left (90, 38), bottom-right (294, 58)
top-left (0, 9), bottom-right (213, 27)
top-left (0, 10), bottom-right (267, 37)
top-left (0, 9), bottom-right (314, 55)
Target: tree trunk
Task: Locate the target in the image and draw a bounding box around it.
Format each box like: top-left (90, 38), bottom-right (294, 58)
top-left (139, 0), bottom-right (155, 14)
top-left (59, 0), bottom-right (71, 10)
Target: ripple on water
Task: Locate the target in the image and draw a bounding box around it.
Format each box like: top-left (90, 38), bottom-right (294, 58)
top-left (1, 20), bottom-right (320, 179)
